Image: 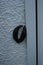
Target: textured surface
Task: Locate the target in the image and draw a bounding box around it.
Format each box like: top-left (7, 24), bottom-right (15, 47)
top-left (0, 0), bottom-right (27, 65)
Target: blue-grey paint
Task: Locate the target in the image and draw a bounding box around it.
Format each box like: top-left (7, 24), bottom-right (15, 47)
top-left (0, 0), bottom-right (36, 65)
top-left (25, 0), bottom-right (36, 65)
top-left (38, 0), bottom-right (43, 65)
top-left (0, 0), bottom-right (27, 65)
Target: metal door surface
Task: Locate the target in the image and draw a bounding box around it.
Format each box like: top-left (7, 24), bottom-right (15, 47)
top-left (0, 0), bottom-right (36, 65)
top-left (38, 0), bottom-right (43, 65)
top-left (25, 0), bottom-right (36, 65)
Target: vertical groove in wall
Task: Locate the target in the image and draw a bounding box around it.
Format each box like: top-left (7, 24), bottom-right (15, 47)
top-left (35, 0), bottom-right (38, 65)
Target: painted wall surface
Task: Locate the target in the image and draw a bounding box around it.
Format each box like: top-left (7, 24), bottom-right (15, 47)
top-left (38, 0), bottom-right (43, 65)
top-left (0, 0), bottom-right (27, 65)
top-left (25, 0), bottom-right (36, 65)
top-left (0, 0), bottom-right (36, 65)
